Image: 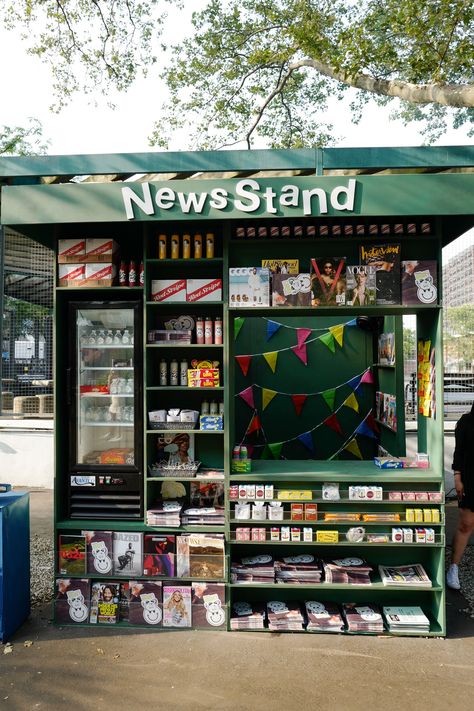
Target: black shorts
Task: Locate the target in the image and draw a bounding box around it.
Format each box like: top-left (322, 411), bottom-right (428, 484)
top-left (459, 490), bottom-right (474, 512)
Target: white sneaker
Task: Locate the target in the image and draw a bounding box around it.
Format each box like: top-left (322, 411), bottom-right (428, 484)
top-left (447, 564), bottom-right (461, 590)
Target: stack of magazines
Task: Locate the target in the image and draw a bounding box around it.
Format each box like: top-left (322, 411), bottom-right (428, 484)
top-left (342, 602), bottom-right (384, 632)
top-left (378, 564), bottom-right (432, 587)
top-left (230, 601), bottom-right (266, 630)
top-left (267, 601), bottom-right (304, 631)
top-left (305, 601), bottom-right (345, 632)
top-left (231, 554), bottom-right (275, 584)
top-left (181, 506), bottom-right (225, 526)
top-left (323, 557), bottom-right (373, 585)
top-left (275, 555), bottom-right (323, 585)
top-left (382, 606), bottom-right (430, 634)
top-left (146, 501), bottom-right (182, 527)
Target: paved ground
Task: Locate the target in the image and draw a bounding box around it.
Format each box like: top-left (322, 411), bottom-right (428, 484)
top-left (2, 432), bottom-right (474, 711)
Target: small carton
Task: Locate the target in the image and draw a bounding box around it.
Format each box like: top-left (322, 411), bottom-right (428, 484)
top-left (199, 415), bottom-right (223, 431)
top-left (268, 503), bottom-right (284, 521)
top-left (415, 528), bottom-right (426, 544)
top-left (290, 504), bottom-right (304, 521)
top-left (391, 527), bottom-right (403, 543)
top-left (405, 508), bottom-right (415, 522)
top-left (402, 528), bottom-right (413, 543)
top-left (431, 509), bottom-right (441, 523)
top-left (255, 485), bottom-right (265, 500)
top-left (304, 504), bottom-right (318, 521)
top-left (186, 278), bottom-right (222, 302)
top-left (231, 459), bottom-right (252, 473)
top-left (58, 238), bottom-right (86, 262)
top-left (151, 279), bottom-right (187, 302)
top-left (402, 491), bottom-right (416, 502)
top-left (303, 528), bottom-right (313, 542)
top-left (423, 508), bottom-right (432, 523)
top-left (291, 527), bottom-right (301, 542)
top-left (280, 526), bottom-right (290, 542)
top-left (238, 485), bottom-right (247, 500)
top-left (246, 485), bottom-right (256, 499)
top-left (264, 485), bottom-right (274, 500)
top-left (415, 492), bottom-right (428, 502)
top-left (270, 527), bottom-right (280, 541)
top-left (236, 528), bottom-right (251, 541)
top-left (251, 503), bottom-right (266, 521)
top-left (425, 527), bottom-right (435, 543)
top-left (229, 486), bottom-right (239, 500)
top-left (85, 263), bottom-right (117, 282)
top-left (85, 238), bottom-right (118, 260)
top-left (388, 491), bottom-right (402, 501)
top-left (428, 492), bottom-right (443, 503)
top-left (58, 263), bottom-right (85, 285)
top-left (414, 508), bottom-right (424, 522)
top-left (316, 530), bottom-right (338, 543)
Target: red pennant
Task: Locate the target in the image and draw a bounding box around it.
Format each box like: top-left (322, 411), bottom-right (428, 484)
top-left (239, 386), bottom-right (255, 409)
top-left (292, 343), bottom-right (308, 365)
top-left (235, 355), bottom-right (251, 377)
top-left (297, 328), bottom-right (312, 349)
top-left (247, 414), bottom-right (261, 435)
top-left (324, 413), bottom-right (343, 436)
top-left (246, 445), bottom-right (254, 459)
top-left (366, 412), bottom-right (380, 433)
top-left (291, 394), bottom-right (307, 416)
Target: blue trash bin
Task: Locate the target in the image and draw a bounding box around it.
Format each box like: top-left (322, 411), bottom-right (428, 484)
top-left (0, 490), bottom-right (30, 642)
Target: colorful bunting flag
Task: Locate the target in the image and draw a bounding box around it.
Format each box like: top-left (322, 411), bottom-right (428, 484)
top-left (297, 328), bottom-right (312, 349)
top-left (235, 355), bottom-right (251, 377)
top-left (246, 413), bottom-right (261, 435)
top-left (268, 442), bottom-right (284, 460)
top-left (347, 374), bottom-right (362, 390)
top-left (324, 413), bottom-right (343, 436)
top-left (320, 331), bottom-right (335, 353)
top-left (263, 351), bottom-right (278, 373)
top-left (262, 388), bottom-right (278, 411)
top-left (322, 388), bottom-right (336, 411)
top-left (291, 394), bottom-right (308, 416)
top-left (292, 343), bottom-right (308, 365)
top-left (234, 317), bottom-right (245, 340)
top-left (344, 438), bottom-right (363, 459)
top-left (355, 421), bottom-right (378, 439)
top-left (298, 432), bottom-right (315, 454)
top-left (343, 392), bottom-right (360, 413)
top-left (346, 318), bottom-right (358, 327)
top-left (260, 445), bottom-right (271, 460)
top-left (239, 386), bottom-right (255, 410)
top-left (360, 369), bottom-right (374, 385)
top-left (329, 324), bottom-right (344, 347)
top-left (266, 320), bottom-right (281, 340)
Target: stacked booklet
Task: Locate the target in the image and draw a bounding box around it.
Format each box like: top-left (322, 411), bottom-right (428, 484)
top-left (267, 601), bottom-right (305, 631)
top-left (382, 606), bottom-right (430, 634)
top-left (378, 564), bottom-right (432, 587)
top-left (342, 603), bottom-right (384, 633)
top-left (275, 556), bottom-right (323, 585)
top-left (146, 501), bottom-right (182, 527)
top-left (305, 601), bottom-right (345, 633)
top-left (230, 601), bottom-right (266, 630)
top-left (231, 554), bottom-right (275, 584)
top-left (181, 506), bottom-right (225, 526)
top-left (323, 557), bottom-right (373, 585)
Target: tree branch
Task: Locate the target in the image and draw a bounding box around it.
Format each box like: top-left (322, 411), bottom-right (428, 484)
top-left (245, 64), bottom-right (295, 148)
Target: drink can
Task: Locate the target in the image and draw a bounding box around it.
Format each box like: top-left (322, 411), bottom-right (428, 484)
top-left (232, 446), bottom-right (240, 459)
top-left (205, 232), bottom-right (215, 258)
top-left (182, 234), bottom-right (191, 259)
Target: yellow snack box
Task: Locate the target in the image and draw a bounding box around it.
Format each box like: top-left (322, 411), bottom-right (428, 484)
top-left (431, 508), bottom-right (440, 523)
top-left (316, 530), bottom-right (339, 543)
top-left (405, 508), bottom-right (415, 522)
top-left (277, 490), bottom-right (312, 501)
top-left (414, 508), bottom-right (423, 522)
top-left (423, 508), bottom-right (432, 523)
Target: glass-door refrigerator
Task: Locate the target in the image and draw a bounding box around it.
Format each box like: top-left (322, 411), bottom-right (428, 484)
top-left (67, 301), bottom-right (143, 519)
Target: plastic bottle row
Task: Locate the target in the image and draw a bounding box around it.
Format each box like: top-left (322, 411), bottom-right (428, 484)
top-left (81, 329), bottom-right (134, 345)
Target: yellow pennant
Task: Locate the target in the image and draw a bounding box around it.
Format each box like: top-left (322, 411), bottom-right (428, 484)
top-left (262, 388), bottom-right (278, 411)
top-left (345, 438), bottom-right (363, 459)
top-left (263, 351), bottom-right (278, 373)
top-left (329, 324), bottom-right (344, 347)
top-left (343, 392), bottom-right (359, 413)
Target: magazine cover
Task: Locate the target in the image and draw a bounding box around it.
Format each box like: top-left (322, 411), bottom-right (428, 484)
top-left (191, 582), bottom-right (226, 628)
top-left (189, 482), bottom-right (224, 508)
top-left (375, 391), bottom-right (383, 421)
top-left (261, 259), bottom-right (299, 275)
top-left (163, 585), bottom-right (192, 628)
top-left (58, 534), bottom-right (86, 576)
top-left (84, 530), bottom-right (113, 576)
top-left (310, 257), bottom-right (346, 306)
top-left (55, 578), bottom-right (91, 624)
top-left (345, 265), bottom-right (377, 306)
top-left (228, 267), bottom-right (270, 307)
top-left (179, 533), bottom-right (225, 579)
top-left (359, 243), bottom-right (401, 305)
top-left (382, 392), bottom-right (391, 425)
top-left (401, 260), bottom-right (438, 305)
top-left (112, 532), bottom-right (143, 577)
top-left (387, 394), bottom-right (397, 431)
top-left (156, 432), bottom-right (195, 464)
top-left (119, 582), bottom-right (131, 621)
top-left (378, 332), bottom-right (395, 366)
top-left (271, 273), bottom-right (311, 307)
top-left (128, 581), bottom-right (163, 626)
top-left (143, 534), bottom-right (175, 577)
top-left (89, 581), bottom-right (120, 624)
top-left (378, 563), bottom-right (432, 587)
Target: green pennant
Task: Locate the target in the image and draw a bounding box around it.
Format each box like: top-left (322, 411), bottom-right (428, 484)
top-left (320, 331), bottom-right (336, 353)
top-left (234, 317), bottom-right (245, 340)
top-left (322, 388), bottom-right (336, 411)
top-left (260, 445), bottom-right (271, 460)
top-left (268, 442), bottom-right (284, 460)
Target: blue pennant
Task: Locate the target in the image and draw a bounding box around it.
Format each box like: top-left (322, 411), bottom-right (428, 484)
top-left (266, 320), bottom-right (281, 340)
top-left (298, 431), bottom-right (314, 454)
top-left (347, 375), bottom-right (362, 391)
top-left (355, 421), bottom-right (378, 439)
top-left (346, 318), bottom-right (358, 327)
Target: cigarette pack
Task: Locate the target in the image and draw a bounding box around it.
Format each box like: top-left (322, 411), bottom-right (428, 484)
top-left (316, 530), bottom-right (338, 543)
top-left (303, 528), bottom-right (313, 542)
top-left (402, 528), bottom-right (413, 543)
top-left (291, 528), bottom-right (301, 542)
top-left (270, 528), bottom-right (280, 541)
top-left (281, 526), bottom-right (290, 542)
top-left (304, 504), bottom-right (318, 521)
top-left (290, 504), bottom-right (304, 521)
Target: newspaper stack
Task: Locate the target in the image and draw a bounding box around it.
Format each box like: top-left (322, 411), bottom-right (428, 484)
top-left (304, 601), bottom-right (345, 633)
top-left (378, 564), bottom-right (432, 587)
top-left (230, 601), bottom-right (266, 630)
top-left (382, 606), bottom-right (430, 633)
top-left (267, 601), bottom-right (305, 631)
top-left (231, 554), bottom-right (275, 584)
top-left (181, 506), bottom-right (225, 526)
top-left (275, 555), bottom-right (323, 585)
top-left (323, 557), bottom-right (373, 585)
top-left (146, 501), bottom-right (182, 527)
top-left (342, 602), bottom-right (384, 633)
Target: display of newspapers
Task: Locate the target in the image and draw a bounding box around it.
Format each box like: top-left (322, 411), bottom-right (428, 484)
top-left (382, 606), bottom-right (430, 633)
top-left (378, 564), bottom-right (432, 587)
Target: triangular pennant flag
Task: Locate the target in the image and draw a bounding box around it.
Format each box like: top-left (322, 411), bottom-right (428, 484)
top-left (297, 328), bottom-right (312, 349)
top-left (263, 351), bottom-right (278, 373)
top-left (355, 421), bottom-right (378, 439)
top-left (347, 374), bottom-right (362, 390)
top-left (235, 355), bottom-right (251, 377)
top-left (343, 392), bottom-right (360, 413)
top-left (322, 388), bottom-right (336, 412)
top-left (246, 413), bottom-right (261, 435)
top-left (266, 320), bottom-right (281, 341)
top-left (320, 332), bottom-right (336, 353)
top-left (292, 343), bottom-right (308, 365)
top-left (346, 318), bottom-right (357, 327)
top-left (360, 369), bottom-right (374, 385)
top-left (268, 442), bottom-right (284, 460)
top-left (239, 386), bottom-right (255, 410)
top-left (291, 394), bottom-right (308, 416)
top-left (329, 324), bottom-right (344, 347)
top-left (324, 413), bottom-right (343, 436)
top-left (234, 317), bottom-right (245, 340)
top-left (246, 445), bottom-right (254, 459)
top-left (344, 437), bottom-right (363, 459)
top-left (366, 412), bottom-right (380, 433)
top-left (262, 388), bottom-right (278, 411)
top-left (298, 432), bottom-right (315, 454)
top-left (259, 445), bottom-right (271, 460)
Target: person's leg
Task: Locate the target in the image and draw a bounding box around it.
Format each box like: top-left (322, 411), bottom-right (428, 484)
top-left (452, 508), bottom-right (474, 565)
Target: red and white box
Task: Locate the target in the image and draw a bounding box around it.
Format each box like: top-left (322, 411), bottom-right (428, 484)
top-left (58, 239), bottom-right (86, 263)
top-left (85, 263), bottom-right (117, 282)
top-left (85, 238), bottom-right (119, 260)
top-left (58, 263), bottom-right (85, 285)
top-left (151, 279), bottom-right (186, 302)
top-left (235, 527), bottom-right (251, 541)
top-left (186, 278), bottom-right (222, 302)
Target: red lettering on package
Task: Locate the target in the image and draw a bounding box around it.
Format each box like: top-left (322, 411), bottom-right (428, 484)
top-left (186, 279), bottom-right (222, 302)
top-left (87, 241), bottom-right (113, 255)
top-left (153, 280), bottom-right (186, 301)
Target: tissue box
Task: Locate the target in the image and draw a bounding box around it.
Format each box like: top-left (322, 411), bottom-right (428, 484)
top-left (199, 415), bottom-right (223, 431)
top-left (374, 457), bottom-right (403, 469)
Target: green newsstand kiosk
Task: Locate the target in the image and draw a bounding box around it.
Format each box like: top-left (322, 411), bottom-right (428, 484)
top-left (2, 146), bottom-right (474, 635)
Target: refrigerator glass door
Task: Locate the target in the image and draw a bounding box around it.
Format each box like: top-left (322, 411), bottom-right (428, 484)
top-left (76, 306), bottom-right (135, 466)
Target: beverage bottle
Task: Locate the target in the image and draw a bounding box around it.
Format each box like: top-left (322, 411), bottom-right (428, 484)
top-left (206, 232), bottom-right (215, 258)
top-left (196, 316), bottom-right (204, 344)
top-left (232, 446), bottom-right (240, 459)
top-left (240, 445), bottom-right (248, 459)
top-left (105, 330), bottom-right (113, 344)
top-left (159, 359), bottom-right (168, 386)
top-left (119, 260), bottom-right (128, 286)
top-left (194, 233), bottom-right (203, 259)
top-left (158, 234), bottom-right (167, 259)
top-left (122, 329), bottom-right (130, 345)
top-left (170, 358), bottom-right (178, 386)
top-left (219, 401), bottom-right (225, 416)
top-left (139, 261), bottom-right (144, 286)
top-left (201, 400), bottom-right (210, 415)
top-left (80, 332), bottom-right (89, 346)
top-left (204, 316), bottom-right (213, 344)
top-left (97, 329), bottom-right (105, 345)
top-left (209, 399), bottom-right (218, 414)
top-left (171, 234), bottom-right (180, 259)
top-left (180, 358), bottom-right (188, 386)
top-left (114, 330), bottom-right (122, 344)
top-left (214, 317), bottom-right (223, 345)
top-left (88, 330), bottom-right (97, 345)
top-left (182, 234), bottom-right (191, 259)
top-left (128, 260), bottom-right (137, 287)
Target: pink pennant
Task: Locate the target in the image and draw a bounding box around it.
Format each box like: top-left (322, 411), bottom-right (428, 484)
top-left (235, 355), bottom-right (251, 377)
top-left (324, 413), bottom-right (343, 437)
top-left (360, 369), bottom-right (374, 385)
top-left (292, 343), bottom-right (308, 365)
top-left (239, 386), bottom-right (255, 409)
top-left (291, 394), bottom-right (308, 416)
top-left (297, 328), bottom-right (312, 349)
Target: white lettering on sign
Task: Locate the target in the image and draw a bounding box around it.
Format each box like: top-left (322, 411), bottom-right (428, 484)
top-left (122, 179), bottom-right (357, 219)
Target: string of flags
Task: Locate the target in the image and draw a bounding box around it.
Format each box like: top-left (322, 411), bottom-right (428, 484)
top-left (234, 316), bottom-right (358, 342)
